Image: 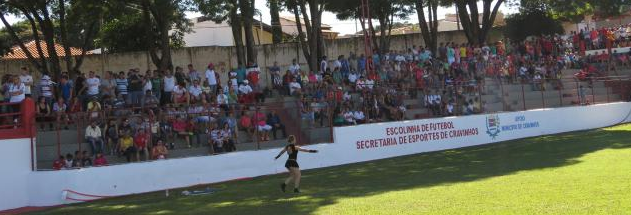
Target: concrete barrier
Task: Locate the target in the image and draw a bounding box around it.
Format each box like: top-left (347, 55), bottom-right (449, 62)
top-left (1, 102), bottom-right (631, 211)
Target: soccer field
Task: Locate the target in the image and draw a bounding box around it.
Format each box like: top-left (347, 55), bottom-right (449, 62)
top-left (29, 124), bottom-right (631, 215)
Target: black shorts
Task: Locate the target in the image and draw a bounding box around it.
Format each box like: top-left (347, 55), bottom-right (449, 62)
top-left (285, 160), bottom-right (299, 169)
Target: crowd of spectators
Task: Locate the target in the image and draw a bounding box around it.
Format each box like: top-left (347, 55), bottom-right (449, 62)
top-left (1, 25), bottom-right (630, 169)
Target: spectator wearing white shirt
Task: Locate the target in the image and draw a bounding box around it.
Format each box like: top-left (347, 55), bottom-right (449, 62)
top-left (356, 76), bottom-right (366, 90)
top-left (289, 80), bottom-right (301, 96)
top-left (365, 78), bottom-right (375, 90)
top-left (333, 56), bottom-right (342, 71)
top-left (85, 71), bottom-right (100, 98)
top-left (9, 76), bottom-right (26, 103)
top-left (188, 80), bottom-right (203, 102)
top-left (205, 63), bottom-right (218, 95)
top-left (229, 69), bottom-right (238, 89)
top-left (320, 56), bottom-right (328, 74)
top-left (353, 110), bottom-right (365, 124)
top-left (172, 82), bottom-right (189, 105)
top-left (289, 59), bottom-right (301, 76)
top-left (39, 73), bottom-right (54, 104)
top-left (162, 70), bottom-right (176, 105)
top-left (348, 70), bottom-right (358, 85)
top-left (343, 110), bottom-right (356, 125)
top-left (85, 121), bottom-right (104, 155)
top-left (446, 101), bottom-right (454, 116)
top-left (19, 67), bottom-right (33, 97)
top-left (238, 80), bottom-right (253, 95)
top-left (342, 91), bottom-right (351, 102)
top-left (216, 88), bottom-right (229, 110)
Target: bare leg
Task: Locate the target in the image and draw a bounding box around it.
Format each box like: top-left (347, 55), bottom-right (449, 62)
top-left (284, 169), bottom-right (294, 185)
top-left (292, 167), bottom-right (301, 189)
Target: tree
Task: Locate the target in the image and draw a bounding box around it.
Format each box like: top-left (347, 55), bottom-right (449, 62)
top-left (287, 0), bottom-right (326, 72)
top-left (503, 7), bottom-right (563, 41)
top-left (196, 0), bottom-right (246, 66)
top-left (239, 0), bottom-right (257, 64)
top-left (520, 0), bottom-right (630, 23)
top-left (327, 0), bottom-right (413, 54)
top-left (268, 0), bottom-right (283, 44)
top-left (98, 13), bottom-right (152, 53)
top-left (0, 0), bottom-right (102, 79)
top-left (138, 0), bottom-right (193, 71)
top-left (415, 0), bottom-right (439, 53)
top-left (0, 20), bottom-right (34, 56)
top-left (443, 0), bottom-right (506, 45)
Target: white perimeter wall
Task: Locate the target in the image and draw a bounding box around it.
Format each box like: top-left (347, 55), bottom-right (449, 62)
top-left (2, 102), bottom-right (631, 210)
top-left (0, 138), bottom-right (32, 211)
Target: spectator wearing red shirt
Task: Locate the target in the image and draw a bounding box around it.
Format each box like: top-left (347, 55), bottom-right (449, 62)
top-left (253, 108), bottom-right (272, 141)
top-left (239, 113), bottom-right (254, 140)
top-left (246, 62), bottom-right (260, 87)
top-left (172, 115), bottom-right (191, 148)
top-left (93, 153), bottom-right (108, 166)
top-left (52, 155), bottom-right (66, 170)
top-left (134, 129), bottom-right (150, 161)
top-left (590, 28), bottom-right (599, 49)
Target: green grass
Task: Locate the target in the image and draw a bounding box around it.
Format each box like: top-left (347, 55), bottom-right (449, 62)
top-left (30, 124), bottom-right (631, 215)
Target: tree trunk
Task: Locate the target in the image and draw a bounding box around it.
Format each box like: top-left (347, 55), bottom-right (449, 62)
top-left (159, 21), bottom-right (173, 71)
top-left (240, 0), bottom-right (257, 64)
top-left (455, 0), bottom-right (504, 45)
top-left (37, 4), bottom-right (62, 79)
top-left (229, 0), bottom-right (246, 66)
top-left (292, 0), bottom-right (312, 71)
top-left (269, 0), bottom-right (283, 44)
top-left (301, 0), bottom-right (318, 72)
top-left (58, 0), bottom-right (74, 75)
top-left (73, 20), bottom-right (97, 73)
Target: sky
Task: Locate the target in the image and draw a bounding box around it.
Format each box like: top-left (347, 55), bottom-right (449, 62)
top-left (3, 1), bottom-right (517, 36)
top-left (188, 0), bottom-right (517, 35)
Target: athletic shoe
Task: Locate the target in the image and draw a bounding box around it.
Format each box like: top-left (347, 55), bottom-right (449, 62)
top-left (280, 183), bottom-right (286, 192)
top-left (293, 188), bottom-right (300, 193)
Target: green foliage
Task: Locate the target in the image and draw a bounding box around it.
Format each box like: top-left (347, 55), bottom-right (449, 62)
top-left (0, 20), bottom-right (34, 55)
top-left (96, 0), bottom-right (192, 53)
top-left (327, 0), bottom-right (413, 21)
top-left (504, 7), bottom-right (564, 41)
top-left (97, 13), bottom-right (151, 53)
top-left (520, 0), bottom-right (631, 23)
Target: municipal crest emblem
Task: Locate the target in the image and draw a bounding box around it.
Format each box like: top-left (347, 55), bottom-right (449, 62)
top-left (486, 115), bottom-right (501, 139)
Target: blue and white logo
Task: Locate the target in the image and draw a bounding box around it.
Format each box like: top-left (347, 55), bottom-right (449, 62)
top-left (486, 115), bottom-right (501, 139)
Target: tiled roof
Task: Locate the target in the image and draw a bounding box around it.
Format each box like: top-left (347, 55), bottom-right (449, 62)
top-left (2, 41), bottom-right (92, 60)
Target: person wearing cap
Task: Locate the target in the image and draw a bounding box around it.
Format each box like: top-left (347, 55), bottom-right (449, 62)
top-left (85, 121), bottom-right (104, 155)
top-left (205, 63), bottom-right (218, 95)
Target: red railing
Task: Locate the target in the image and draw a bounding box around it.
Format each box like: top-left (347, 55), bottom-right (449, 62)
top-left (0, 98), bottom-right (36, 170)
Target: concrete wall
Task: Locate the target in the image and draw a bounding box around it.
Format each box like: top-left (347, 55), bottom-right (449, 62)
top-left (0, 29), bottom-right (503, 88)
top-left (1, 102), bottom-right (630, 211)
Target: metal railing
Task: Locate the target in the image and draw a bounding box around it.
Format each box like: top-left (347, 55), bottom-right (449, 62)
top-left (31, 75), bottom-right (631, 170)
